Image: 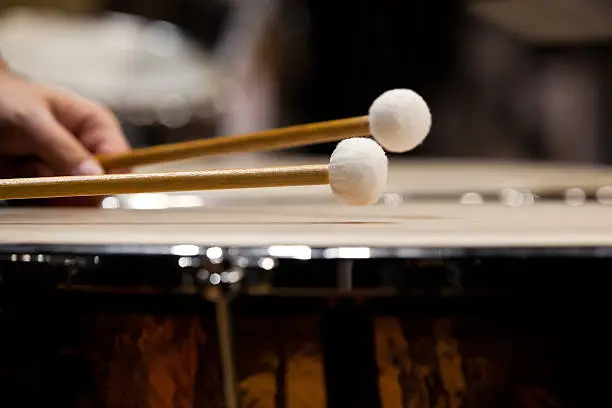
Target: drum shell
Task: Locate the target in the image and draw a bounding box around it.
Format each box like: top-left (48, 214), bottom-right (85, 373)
top-left (0, 249), bottom-right (608, 408)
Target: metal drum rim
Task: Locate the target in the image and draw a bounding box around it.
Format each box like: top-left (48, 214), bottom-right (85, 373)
top-left (1, 243), bottom-right (612, 259)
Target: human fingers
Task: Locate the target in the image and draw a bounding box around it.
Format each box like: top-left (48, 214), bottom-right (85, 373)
top-left (15, 106), bottom-right (104, 176)
top-left (46, 88), bottom-right (131, 163)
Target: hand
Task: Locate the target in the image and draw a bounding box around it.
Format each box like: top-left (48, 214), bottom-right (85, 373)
top-left (0, 71), bottom-right (131, 206)
top-left (0, 71), bottom-right (130, 178)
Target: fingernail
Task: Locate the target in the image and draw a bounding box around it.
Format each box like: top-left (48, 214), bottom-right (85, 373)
top-left (72, 160), bottom-right (104, 176)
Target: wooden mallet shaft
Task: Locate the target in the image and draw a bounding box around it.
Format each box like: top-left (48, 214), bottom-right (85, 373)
top-left (96, 116), bottom-right (369, 170)
top-left (0, 165), bottom-right (329, 200)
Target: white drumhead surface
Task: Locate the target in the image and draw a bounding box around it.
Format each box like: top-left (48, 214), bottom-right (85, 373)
top-left (1, 202), bottom-right (612, 247)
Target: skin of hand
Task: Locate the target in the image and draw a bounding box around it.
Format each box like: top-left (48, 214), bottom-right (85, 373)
top-left (0, 69), bottom-right (131, 206)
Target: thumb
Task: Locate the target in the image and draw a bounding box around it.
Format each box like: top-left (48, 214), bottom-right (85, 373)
top-left (20, 109), bottom-right (104, 176)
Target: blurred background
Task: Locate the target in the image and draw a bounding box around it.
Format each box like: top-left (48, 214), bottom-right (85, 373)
top-left (2, 0), bottom-right (612, 163)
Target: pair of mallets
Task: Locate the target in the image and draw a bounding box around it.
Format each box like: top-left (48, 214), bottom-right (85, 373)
top-left (0, 89), bottom-right (431, 206)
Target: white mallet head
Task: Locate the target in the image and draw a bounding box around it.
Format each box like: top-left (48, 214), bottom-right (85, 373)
top-left (368, 88), bottom-right (432, 153)
top-left (328, 137), bottom-right (388, 206)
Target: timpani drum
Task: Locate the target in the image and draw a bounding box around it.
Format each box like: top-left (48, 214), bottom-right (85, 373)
top-left (1, 158), bottom-right (612, 408)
